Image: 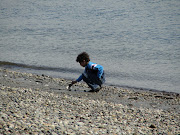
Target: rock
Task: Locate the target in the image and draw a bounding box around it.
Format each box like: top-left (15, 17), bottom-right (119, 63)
top-left (128, 97), bottom-right (138, 100)
top-left (149, 124), bottom-right (156, 128)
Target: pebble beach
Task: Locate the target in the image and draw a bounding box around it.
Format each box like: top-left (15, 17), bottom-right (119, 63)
top-left (0, 68), bottom-right (179, 135)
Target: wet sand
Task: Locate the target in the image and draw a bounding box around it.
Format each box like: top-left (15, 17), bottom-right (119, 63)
top-left (0, 68), bottom-right (179, 134)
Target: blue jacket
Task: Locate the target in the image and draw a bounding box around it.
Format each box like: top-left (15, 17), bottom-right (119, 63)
top-left (76, 61), bottom-right (104, 82)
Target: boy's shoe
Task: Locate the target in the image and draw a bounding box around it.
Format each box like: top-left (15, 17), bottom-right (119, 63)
top-left (88, 89), bottom-right (95, 92)
top-left (94, 87), bottom-right (101, 92)
top-left (88, 87), bottom-right (102, 93)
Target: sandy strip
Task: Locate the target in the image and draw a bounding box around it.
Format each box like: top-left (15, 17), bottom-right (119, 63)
top-left (0, 68), bottom-right (179, 134)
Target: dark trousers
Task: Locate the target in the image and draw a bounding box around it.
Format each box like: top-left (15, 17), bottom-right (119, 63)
top-left (82, 71), bottom-right (105, 90)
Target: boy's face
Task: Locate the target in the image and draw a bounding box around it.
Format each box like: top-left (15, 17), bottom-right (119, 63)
top-left (79, 60), bottom-right (87, 67)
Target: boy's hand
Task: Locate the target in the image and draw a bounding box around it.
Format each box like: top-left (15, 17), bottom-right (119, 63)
top-left (67, 81), bottom-right (77, 90)
top-left (70, 81), bottom-right (77, 86)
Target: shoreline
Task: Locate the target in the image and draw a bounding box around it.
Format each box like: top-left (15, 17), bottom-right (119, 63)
top-left (1, 61), bottom-right (179, 94)
top-left (0, 68), bottom-right (179, 134)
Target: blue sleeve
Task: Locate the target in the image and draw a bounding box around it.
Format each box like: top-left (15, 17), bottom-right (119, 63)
top-left (76, 67), bottom-right (87, 82)
top-left (89, 62), bottom-right (104, 78)
top-left (96, 65), bottom-right (104, 78)
top-left (76, 74), bottom-right (83, 82)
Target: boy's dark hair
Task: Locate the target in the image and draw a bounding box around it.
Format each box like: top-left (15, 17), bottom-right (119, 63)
top-left (76, 52), bottom-right (90, 62)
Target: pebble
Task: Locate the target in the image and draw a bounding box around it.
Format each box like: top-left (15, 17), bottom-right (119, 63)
top-left (149, 124), bottom-right (156, 129)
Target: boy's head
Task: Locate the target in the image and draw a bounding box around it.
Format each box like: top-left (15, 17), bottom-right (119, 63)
top-left (76, 52), bottom-right (90, 67)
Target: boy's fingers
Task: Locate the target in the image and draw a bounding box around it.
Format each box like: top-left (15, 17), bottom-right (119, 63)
top-left (72, 81), bottom-right (77, 84)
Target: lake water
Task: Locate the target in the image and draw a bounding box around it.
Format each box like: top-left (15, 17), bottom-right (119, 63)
top-left (0, 0), bottom-right (180, 93)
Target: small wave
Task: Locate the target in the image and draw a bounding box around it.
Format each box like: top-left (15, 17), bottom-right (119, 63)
top-left (0, 61), bottom-right (81, 74)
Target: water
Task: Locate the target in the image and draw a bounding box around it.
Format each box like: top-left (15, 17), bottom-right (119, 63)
top-left (0, 0), bottom-right (180, 93)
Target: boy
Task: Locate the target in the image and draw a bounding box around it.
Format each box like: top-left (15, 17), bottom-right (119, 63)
top-left (70, 52), bottom-right (105, 92)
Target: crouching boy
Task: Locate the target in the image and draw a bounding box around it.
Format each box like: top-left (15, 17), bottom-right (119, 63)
top-left (70, 52), bottom-right (105, 92)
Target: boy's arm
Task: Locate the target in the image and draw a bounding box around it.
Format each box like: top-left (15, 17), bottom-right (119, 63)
top-left (97, 66), bottom-right (103, 79)
top-left (90, 64), bottom-right (104, 79)
top-left (76, 74), bottom-right (83, 82)
top-left (70, 75), bottom-right (82, 86)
